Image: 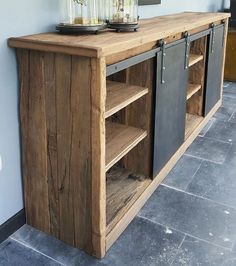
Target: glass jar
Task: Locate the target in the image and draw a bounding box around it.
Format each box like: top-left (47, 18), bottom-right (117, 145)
top-left (98, 0), bottom-right (111, 23)
top-left (59, 0), bottom-right (103, 25)
top-left (110, 0), bottom-right (139, 24)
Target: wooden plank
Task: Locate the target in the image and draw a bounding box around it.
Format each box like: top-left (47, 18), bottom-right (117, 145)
top-left (106, 122), bottom-right (147, 172)
top-left (21, 50), bottom-right (50, 233)
top-left (187, 84), bottom-right (202, 100)
top-left (55, 54), bottom-right (75, 245)
top-left (70, 56), bottom-right (93, 253)
top-left (105, 81), bottom-right (148, 119)
top-left (106, 100), bottom-right (221, 251)
top-left (91, 57), bottom-right (107, 258)
top-left (185, 113), bottom-right (203, 139)
top-left (44, 53), bottom-right (59, 237)
top-left (189, 54), bottom-right (204, 67)
top-left (17, 49), bottom-right (31, 226)
top-left (106, 166), bottom-right (151, 234)
top-left (9, 13), bottom-right (230, 58)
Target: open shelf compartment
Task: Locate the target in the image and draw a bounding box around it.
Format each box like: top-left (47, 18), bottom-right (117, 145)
top-left (105, 122), bottom-right (147, 172)
top-left (105, 81), bottom-right (149, 119)
top-left (185, 36), bottom-right (207, 139)
top-left (106, 165), bottom-right (151, 234)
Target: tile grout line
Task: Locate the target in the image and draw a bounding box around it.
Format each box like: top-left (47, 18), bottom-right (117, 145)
top-left (228, 110), bottom-right (236, 122)
top-left (9, 237), bottom-right (66, 266)
top-left (137, 216), bottom-right (233, 251)
top-left (160, 183), bottom-right (236, 213)
top-left (202, 135), bottom-right (234, 145)
top-left (200, 119), bottom-right (215, 137)
top-left (169, 235), bottom-right (186, 266)
top-left (183, 159), bottom-right (203, 192)
top-left (184, 153), bottom-right (226, 165)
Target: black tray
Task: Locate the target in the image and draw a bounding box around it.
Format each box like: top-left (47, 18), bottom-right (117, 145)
top-left (56, 23), bottom-right (107, 34)
top-left (108, 22), bottom-right (139, 32)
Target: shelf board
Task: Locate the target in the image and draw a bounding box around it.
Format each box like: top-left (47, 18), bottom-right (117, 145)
top-left (106, 166), bottom-right (151, 235)
top-left (106, 122), bottom-right (147, 172)
top-left (187, 83), bottom-right (202, 100)
top-left (185, 113), bottom-right (203, 139)
top-left (189, 54), bottom-right (204, 67)
top-left (105, 81), bottom-right (148, 119)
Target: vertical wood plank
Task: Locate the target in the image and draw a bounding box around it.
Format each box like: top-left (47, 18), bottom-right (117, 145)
top-left (55, 54), bottom-right (75, 245)
top-left (70, 56), bottom-right (93, 252)
top-left (44, 53), bottom-right (60, 237)
top-left (17, 49), bottom-right (30, 224)
top-left (91, 57), bottom-right (106, 258)
top-left (21, 50), bottom-right (50, 232)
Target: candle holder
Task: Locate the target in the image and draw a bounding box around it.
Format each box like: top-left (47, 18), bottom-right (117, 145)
top-left (57, 0), bottom-right (107, 34)
top-left (108, 0), bottom-right (139, 32)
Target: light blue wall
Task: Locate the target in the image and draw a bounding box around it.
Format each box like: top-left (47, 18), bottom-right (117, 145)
top-left (0, 0), bottom-right (223, 226)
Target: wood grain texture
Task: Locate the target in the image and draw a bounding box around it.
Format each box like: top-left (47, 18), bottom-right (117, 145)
top-left (18, 50), bottom-right (106, 257)
top-left (106, 166), bottom-right (151, 234)
top-left (9, 13), bottom-right (230, 58)
top-left (18, 50), bottom-right (50, 233)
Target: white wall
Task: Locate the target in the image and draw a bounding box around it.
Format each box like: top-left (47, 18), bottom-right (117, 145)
top-left (139, 0), bottom-right (224, 18)
top-left (0, 0), bottom-right (223, 226)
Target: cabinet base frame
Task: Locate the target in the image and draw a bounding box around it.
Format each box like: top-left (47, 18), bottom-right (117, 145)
top-left (106, 100), bottom-right (221, 251)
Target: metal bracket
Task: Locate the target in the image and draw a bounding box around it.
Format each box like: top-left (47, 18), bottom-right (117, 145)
top-left (184, 32), bottom-right (190, 69)
top-left (210, 23), bottom-right (215, 53)
top-left (159, 39), bottom-right (166, 84)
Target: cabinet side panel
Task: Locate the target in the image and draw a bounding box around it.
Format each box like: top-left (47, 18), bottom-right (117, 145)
top-left (91, 58), bottom-right (106, 258)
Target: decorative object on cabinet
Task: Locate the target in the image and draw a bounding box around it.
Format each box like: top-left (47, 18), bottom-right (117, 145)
top-left (57, 0), bottom-right (107, 33)
top-left (108, 0), bottom-right (139, 32)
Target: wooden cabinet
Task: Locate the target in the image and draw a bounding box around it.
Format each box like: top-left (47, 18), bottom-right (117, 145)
top-left (8, 12), bottom-right (229, 259)
top-left (205, 24), bottom-right (226, 115)
top-left (153, 40), bottom-right (188, 176)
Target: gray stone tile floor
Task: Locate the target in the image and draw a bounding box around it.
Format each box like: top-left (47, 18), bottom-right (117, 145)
top-left (1, 82), bottom-right (236, 265)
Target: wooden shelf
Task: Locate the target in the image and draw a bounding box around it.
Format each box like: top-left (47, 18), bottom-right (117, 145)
top-left (187, 84), bottom-right (202, 100)
top-left (105, 81), bottom-right (148, 119)
top-left (185, 113), bottom-right (203, 139)
top-left (106, 166), bottom-right (151, 234)
top-left (189, 54), bottom-right (204, 67)
top-left (106, 122), bottom-right (147, 172)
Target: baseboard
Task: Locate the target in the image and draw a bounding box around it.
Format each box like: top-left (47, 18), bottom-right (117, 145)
top-left (0, 209), bottom-right (26, 243)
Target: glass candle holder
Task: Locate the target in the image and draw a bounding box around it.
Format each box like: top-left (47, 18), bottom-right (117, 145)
top-left (59, 0), bottom-right (103, 25)
top-left (110, 0), bottom-right (138, 24)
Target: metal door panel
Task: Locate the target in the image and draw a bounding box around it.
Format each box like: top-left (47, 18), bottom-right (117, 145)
top-left (153, 40), bottom-right (188, 177)
top-left (204, 25), bottom-right (225, 115)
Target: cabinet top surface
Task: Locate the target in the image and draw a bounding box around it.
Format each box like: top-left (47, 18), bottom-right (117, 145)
top-left (9, 12), bottom-right (230, 58)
